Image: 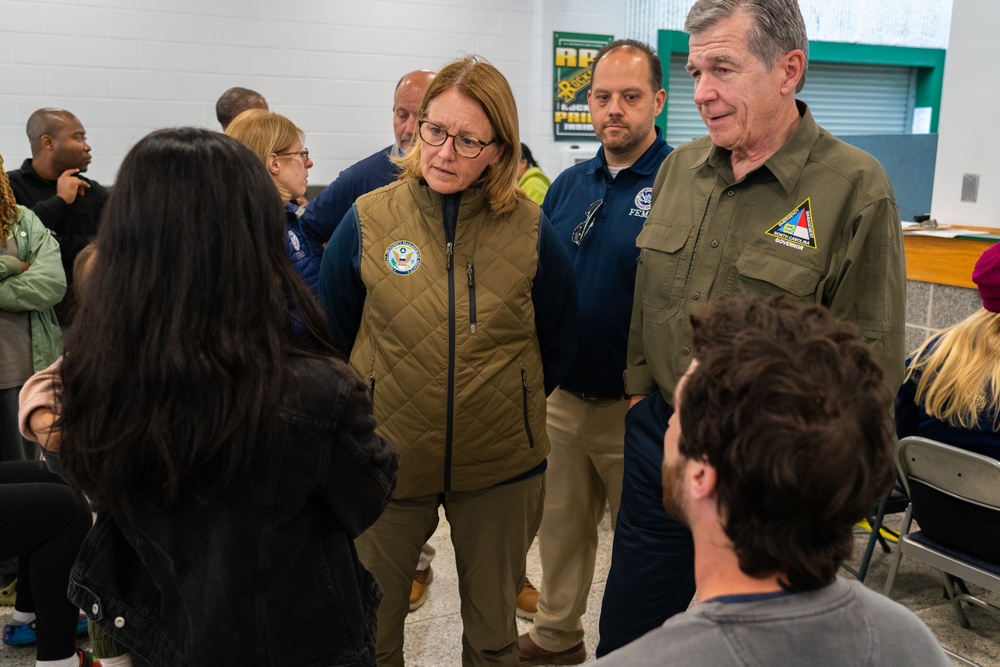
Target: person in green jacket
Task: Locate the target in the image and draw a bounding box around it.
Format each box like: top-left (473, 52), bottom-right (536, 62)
top-left (517, 143), bottom-right (551, 205)
top-left (0, 153), bottom-right (65, 463)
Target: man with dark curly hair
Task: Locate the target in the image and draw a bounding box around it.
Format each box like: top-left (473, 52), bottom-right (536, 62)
top-left (597, 295), bottom-right (948, 666)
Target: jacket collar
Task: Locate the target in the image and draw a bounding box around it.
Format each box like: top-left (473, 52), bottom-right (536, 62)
top-left (18, 157), bottom-right (98, 187)
top-left (18, 158), bottom-right (47, 182)
top-left (408, 178), bottom-right (490, 218)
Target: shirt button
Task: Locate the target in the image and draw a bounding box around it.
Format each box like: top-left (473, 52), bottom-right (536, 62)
top-left (682, 346), bottom-right (690, 356)
top-left (710, 239), bottom-right (719, 248)
top-left (91, 604), bottom-right (99, 615)
top-left (693, 292), bottom-right (700, 300)
top-left (115, 616), bottom-right (126, 628)
top-left (727, 190), bottom-right (735, 197)
top-left (20, 231), bottom-right (26, 237)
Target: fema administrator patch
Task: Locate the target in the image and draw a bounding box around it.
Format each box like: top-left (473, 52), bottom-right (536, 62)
top-left (765, 198), bottom-right (817, 249)
top-left (634, 187), bottom-right (653, 211)
top-left (385, 241), bottom-right (421, 274)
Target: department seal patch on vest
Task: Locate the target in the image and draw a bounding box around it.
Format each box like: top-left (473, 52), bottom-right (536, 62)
top-left (385, 241), bottom-right (421, 274)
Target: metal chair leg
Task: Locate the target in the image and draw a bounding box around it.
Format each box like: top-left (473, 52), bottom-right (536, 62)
top-left (941, 572), bottom-right (971, 628)
top-left (883, 505), bottom-right (913, 596)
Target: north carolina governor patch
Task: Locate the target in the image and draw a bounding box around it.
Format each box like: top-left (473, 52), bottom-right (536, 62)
top-left (385, 241), bottom-right (421, 275)
top-left (766, 198), bottom-right (817, 249)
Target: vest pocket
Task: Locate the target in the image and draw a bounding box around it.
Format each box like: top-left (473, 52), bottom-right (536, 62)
top-left (520, 366), bottom-right (535, 448)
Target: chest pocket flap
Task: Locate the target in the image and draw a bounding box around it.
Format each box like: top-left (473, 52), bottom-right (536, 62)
top-left (636, 222), bottom-right (690, 253)
top-left (735, 246), bottom-right (822, 298)
top-left (635, 223), bottom-right (692, 324)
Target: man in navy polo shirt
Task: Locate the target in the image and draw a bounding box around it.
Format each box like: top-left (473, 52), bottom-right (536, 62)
top-left (518, 38), bottom-right (671, 666)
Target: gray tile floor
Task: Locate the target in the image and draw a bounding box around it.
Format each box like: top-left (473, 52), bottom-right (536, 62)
top-left (2, 509), bottom-right (997, 666)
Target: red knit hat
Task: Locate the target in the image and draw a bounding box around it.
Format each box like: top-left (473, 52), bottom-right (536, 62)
top-left (973, 243), bottom-right (1000, 312)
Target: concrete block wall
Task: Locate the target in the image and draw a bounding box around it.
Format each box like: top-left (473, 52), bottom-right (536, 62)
top-left (0, 0), bottom-right (625, 187)
top-left (905, 280), bottom-right (982, 356)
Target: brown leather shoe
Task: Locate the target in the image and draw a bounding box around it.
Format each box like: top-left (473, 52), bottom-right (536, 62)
top-left (409, 565), bottom-right (433, 612)
top-left (516, 576), bottom-right (539, 620)
top-left (518, 633), bottom-right (586, 666)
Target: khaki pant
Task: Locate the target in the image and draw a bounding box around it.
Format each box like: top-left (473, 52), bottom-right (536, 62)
top-left (357, 474), bottom-right (545, 666)
top-left (530, 388), bottom-right (627, 652)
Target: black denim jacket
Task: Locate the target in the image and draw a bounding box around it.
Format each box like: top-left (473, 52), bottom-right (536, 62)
top-left (67, 356), bottom-right (399, 666)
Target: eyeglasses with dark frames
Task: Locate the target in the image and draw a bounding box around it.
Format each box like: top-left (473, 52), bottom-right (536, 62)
top-left (418, 121), bottom-right (495, 159)
top-left (572, 199), bottom-right (605, 246)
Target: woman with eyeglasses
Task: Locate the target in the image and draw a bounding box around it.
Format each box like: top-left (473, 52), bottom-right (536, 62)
top-left (55, 128), bottom-right (399, 666)
top-left (320, 56), bottom-right (577, 666)
top-left (225, 109), bottom-right (321, 295)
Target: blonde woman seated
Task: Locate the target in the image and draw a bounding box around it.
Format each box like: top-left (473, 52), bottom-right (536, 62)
top-left (895, 242), bottom-right (1000, 561)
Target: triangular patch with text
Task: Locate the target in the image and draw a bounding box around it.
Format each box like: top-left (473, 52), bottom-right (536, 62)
top-left (766, 198), bottom-right (817, 249)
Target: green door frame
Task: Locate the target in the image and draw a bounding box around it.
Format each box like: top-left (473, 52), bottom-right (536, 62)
top-left (656, 30), bottom-right (946, 136)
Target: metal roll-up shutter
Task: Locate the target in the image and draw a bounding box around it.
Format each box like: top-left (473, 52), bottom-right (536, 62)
top-left (665, 53), bottom-right (915, 146)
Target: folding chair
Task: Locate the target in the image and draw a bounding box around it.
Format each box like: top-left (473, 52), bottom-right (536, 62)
top-left (841, 480), bottom-right (909, 582)
top-left (883, 436), bottom-right (1000, 665)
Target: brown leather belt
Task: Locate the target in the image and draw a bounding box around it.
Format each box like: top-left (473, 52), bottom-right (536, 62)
top-left (565, 391), bottom-right (628, 402)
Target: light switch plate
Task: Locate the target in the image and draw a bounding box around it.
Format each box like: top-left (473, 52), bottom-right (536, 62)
top-left (962, 173), bottom-right (979, 202)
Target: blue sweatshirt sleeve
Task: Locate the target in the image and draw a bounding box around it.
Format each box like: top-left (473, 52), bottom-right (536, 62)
top-left (533, 213), bottom-right (578, 395)
top-left (319, 207), bottom-right (366, 355)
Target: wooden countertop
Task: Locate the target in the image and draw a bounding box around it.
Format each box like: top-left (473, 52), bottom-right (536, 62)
top-left (903, 225), bottom-right (999, 288)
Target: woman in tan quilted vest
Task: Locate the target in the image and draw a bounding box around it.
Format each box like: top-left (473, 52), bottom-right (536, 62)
top-left (319, 55), bottom-right (578, 666)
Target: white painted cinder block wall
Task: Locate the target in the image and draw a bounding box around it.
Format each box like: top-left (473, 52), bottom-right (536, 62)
top-left (0, 0), bottom-right (957, 190)
top-left (0, 0), bottom-right (624, 186)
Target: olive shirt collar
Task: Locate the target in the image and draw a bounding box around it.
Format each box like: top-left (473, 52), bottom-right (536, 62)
top-left (700, 100), bottom-right (818, 196)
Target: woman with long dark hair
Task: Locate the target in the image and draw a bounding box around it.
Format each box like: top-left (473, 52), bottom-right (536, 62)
top-left (57, 128), bottom-right (398, 667)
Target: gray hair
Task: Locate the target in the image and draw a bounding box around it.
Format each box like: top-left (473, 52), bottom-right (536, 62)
top-left (685, 0), bottom-right (808, 92)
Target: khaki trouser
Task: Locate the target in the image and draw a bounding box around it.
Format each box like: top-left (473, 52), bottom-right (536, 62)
top-left (530, 388), bottom-right (627, 652)
top-left (357, 474), bottom-right (545, 667)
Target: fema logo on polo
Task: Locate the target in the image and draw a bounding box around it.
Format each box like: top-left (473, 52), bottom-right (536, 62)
top-left (630, 187), bottom-right (653, 218)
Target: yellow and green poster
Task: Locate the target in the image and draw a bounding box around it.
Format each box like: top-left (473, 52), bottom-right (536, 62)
top-left (553, 31), bottom-right (614, 141)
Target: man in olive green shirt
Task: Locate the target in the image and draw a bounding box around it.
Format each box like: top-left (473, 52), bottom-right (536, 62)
top-left (597, 0), bottom-right (905, 656)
